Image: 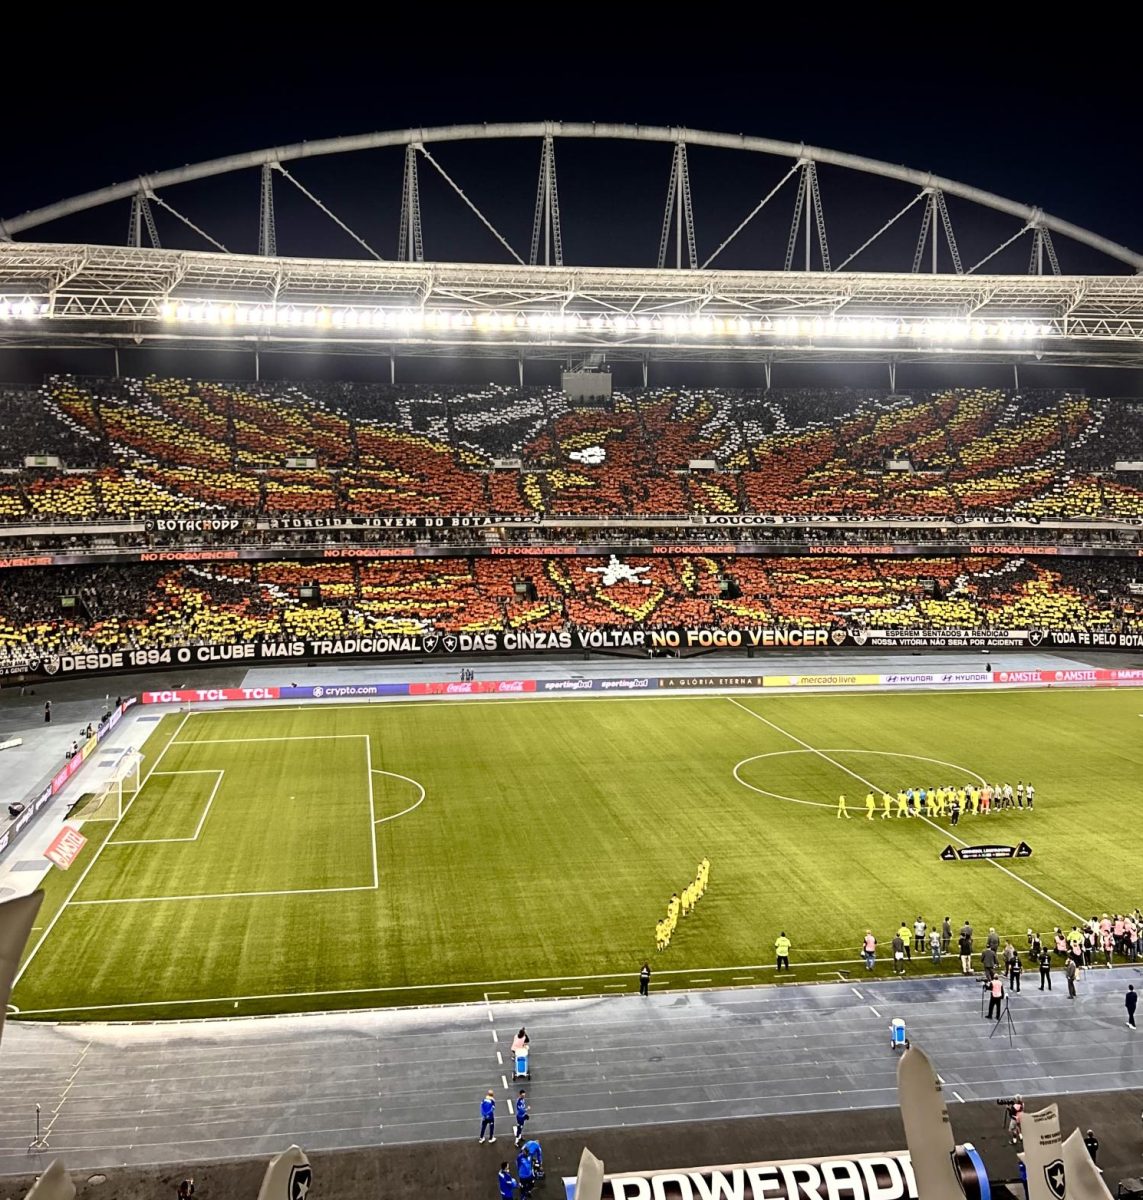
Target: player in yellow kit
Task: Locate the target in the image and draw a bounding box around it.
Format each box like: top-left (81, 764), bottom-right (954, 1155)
top-left (896, 790), bottom-right (908, 818)
top-left (881, 792), bottom-right (892, 819)
top-left (837, 793), bottom-right (850, 819)
top-left (865, 792), bottom-right (876, 820)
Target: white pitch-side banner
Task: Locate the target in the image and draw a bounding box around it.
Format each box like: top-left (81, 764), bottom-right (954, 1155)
top-left (0, 890), bottom-right (44, 1049)
top-left (256, 1145), bottom-right (311, 1200)
top-left (896, 1046), bottom-right (962, 1200)
top-left (1022, 1105), bottom-right (1064, 1200)
top-left (573, 1147), bottom-right (606, 1200)
top-left (1022, 1113), bottom-right (1115, 1200)
top-left (1060, 1128), bottom-right (1114, 1200)
top-left (23, 1160), bottom-right (75, 1200)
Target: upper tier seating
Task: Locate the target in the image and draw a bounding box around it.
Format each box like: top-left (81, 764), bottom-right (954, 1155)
top-left (0, 377), bottom-right (1138, 523)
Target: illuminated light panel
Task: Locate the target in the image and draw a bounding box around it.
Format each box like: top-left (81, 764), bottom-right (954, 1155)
top-left (149, 299), bottom-right (1062, 343)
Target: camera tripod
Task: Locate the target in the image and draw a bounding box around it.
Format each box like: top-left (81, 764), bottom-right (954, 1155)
top-left (988, 996), bottom-right (1017, 1046)
top-left (28, 1104), bottom-right (48, 1152)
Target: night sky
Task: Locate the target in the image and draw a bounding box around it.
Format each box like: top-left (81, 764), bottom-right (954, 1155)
top-left (3, 22), bottom-right (1140, 389)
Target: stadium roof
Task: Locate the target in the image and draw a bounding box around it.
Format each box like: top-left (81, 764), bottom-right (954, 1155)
top-left (1, 243), bottom-right (1142, 368)
top-left (1, 124), bottom-right (1141, 368)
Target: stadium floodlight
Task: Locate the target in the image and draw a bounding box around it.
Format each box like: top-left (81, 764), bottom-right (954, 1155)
top-left (145, 297), bottom-right (1066, 345)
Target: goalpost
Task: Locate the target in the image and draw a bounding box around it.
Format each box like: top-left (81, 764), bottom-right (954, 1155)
top-left (86, 746), bottom-right (144, 820)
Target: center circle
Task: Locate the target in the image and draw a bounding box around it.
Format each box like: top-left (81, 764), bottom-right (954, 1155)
top-left (733, 749), bottom-right (987, 810)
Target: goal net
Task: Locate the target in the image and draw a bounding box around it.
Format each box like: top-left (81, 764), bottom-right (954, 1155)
top-left (71, 746), bottom-right (144, 821)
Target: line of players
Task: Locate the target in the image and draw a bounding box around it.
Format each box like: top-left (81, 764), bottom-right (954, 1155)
top-left (838, 781), bottom-right (1036, 821)
top-left (655, 858), bottom-right (711, 951)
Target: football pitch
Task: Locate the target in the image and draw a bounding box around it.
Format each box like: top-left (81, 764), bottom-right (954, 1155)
top-left (12, 689), bottom-right (1143, 1021)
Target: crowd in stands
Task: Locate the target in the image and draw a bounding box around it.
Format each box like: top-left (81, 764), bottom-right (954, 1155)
top-left (0, 377), bottom-right (1139, 526)
top-left (0, 555), bottom-right (1137, 664)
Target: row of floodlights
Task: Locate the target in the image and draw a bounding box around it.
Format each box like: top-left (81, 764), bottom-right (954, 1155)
top-left (157, 301), bottom-right (1056, 341)
top-left (0, 297), bottom-right (1054, 341)
top-left (0, 300), bottom-right (50, 320)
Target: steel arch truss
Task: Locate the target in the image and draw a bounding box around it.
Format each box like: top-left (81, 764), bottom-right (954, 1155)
top-left (1, 123), bottom-right (1140, 279)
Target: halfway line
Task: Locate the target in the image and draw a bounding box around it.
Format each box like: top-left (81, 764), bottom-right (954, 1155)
top-left (724, 696), bottom-right (1083, 922)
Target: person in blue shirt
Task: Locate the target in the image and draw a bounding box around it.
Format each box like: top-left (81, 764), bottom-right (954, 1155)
top-left (516, 1148), bottom-right (535, 1198)
top-left (479, 1089), bottom-right (497, 1143)
top-left (513, 1090), bottom-right (529, 1146)
top-left (522, 1140), bottom-right (544, 1180)
top-left (497, 1163), bottom-right (516, 1200)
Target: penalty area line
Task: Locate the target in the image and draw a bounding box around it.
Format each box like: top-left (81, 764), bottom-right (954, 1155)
top-left (70, 882), bottom-right (379, 906)
top-left (13, 710), bottom-right (195, 987)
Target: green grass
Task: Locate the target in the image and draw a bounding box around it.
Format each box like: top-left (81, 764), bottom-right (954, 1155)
top-left (12, 688), bottom-right (1143, 1021)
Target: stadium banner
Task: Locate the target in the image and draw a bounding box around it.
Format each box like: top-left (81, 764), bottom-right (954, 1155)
top-left (882, 672), bottom-right (993, 685)
top-left (10, 630), bottom-right (1143, 682)
top-left (279, 683), bottom-right (409, 700)
top-left (408, 679), bottom-right (537, 695)
top-left (845, 629), bottom-right (1143, 649)
top-left (763, 673), bottom-right (882, 687)
top-left (144, 517), bottom-right (247, 533)
top-left (260, 514), bottom-right (517, 529)
top-left (5, 541), bottom-right (1143, 573)
top-left (993, 667), bottom-right (1143, 685)
top-left (659, 674), bottom-right (766, 689)
top-left (561, 1150), bottom-right (931, 1200)
top-left (141, 687), bottom-right (282, 704)
top-left (43, 826), bottom-right (88, 870)
top-left (940, 842), bottom-right (1033, 861)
